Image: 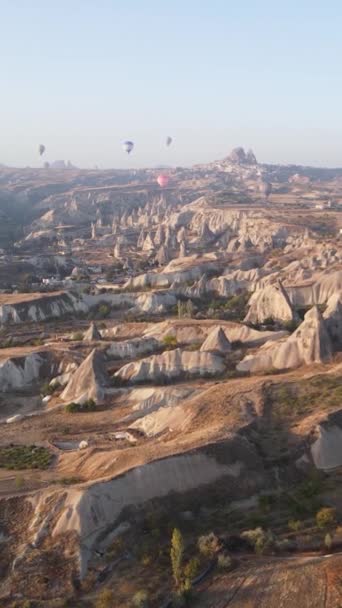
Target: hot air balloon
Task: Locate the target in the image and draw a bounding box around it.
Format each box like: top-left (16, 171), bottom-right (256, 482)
top-left (166, 136), bottom-right (173, 147)
top-left (122, 140), bottom-right (134, 154)
top-left (39, 144), bottom-right (46, 156)
top-left (157, 174), bottom-right (169, 188)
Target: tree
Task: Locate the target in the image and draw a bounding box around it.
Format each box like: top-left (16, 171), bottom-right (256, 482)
top-left (170, 528), bottom-right (184, 590)
top-left (325, 532), bottom-right (333, 551)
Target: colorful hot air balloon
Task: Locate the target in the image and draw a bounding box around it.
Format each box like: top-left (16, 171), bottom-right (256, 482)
top-left (39, 144), bottom-right (46, 156)
top-left (122, 140), bottom-right (134, 154)
top-left (166, 136), bottom-right (172, 147)
top-left (157, 174), bottom-right (169, 187)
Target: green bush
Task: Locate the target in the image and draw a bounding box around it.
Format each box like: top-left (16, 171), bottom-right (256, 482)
top-left (162, 334), bottom-right (178, 348)
top-left (65, 399), bottom-right (97, 413)
top-left (316, 507), bottom-right (336, 529)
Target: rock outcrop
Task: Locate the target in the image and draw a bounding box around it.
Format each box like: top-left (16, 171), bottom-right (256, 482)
top-left (311, 411), bottom-right (342, 471)
top-left (115, 348), bottom-right (226, 383)
top-left (61, 349), bottom-right (109, 403)
top-left (237, 306), bottom-right (333, 373)
top-left (106, 337), bottom-right (159, 360)
top-left (244, 282), bottom-right (299, 325)
top-left (200, 326), bottom-right (232, 353)
top-left (83, 322), bottom-right (101, 342)
top-left (0, 351), bottom-right (54, 392)
top-left (323, 294), bottom-right (342, 348)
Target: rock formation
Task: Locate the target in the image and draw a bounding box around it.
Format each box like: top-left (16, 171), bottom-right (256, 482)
top-left (323, 293), bottom-right (342, 348)
top-left (237, 306), bottom-right (333, 373)
top-left (61, 349), bottom-right (109, 403)
top-left (244, 281), bottom-right (299, 326)
top-left (83, 322), bottom-right (101, 342)
top-left (115, 348), bottom-right (226, 383)
top-left (200, 326), bottom-right (232, 353)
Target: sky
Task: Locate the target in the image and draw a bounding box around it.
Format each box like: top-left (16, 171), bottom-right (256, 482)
top-left (1, 0), bottom-right (342, 169)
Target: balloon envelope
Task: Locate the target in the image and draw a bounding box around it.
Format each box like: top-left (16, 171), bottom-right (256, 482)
top-left (39, 144), bottom-right (46, 156)
top-left (166, 136), bottom-right (172, 147)
top-left (157, 174), bottom-right (169, 187)
top-left (122, 140), bottom-right (134, 154)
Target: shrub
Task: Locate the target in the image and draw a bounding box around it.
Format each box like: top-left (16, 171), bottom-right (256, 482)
top-left (217, 553), bottom-right (233, 570)
top-left (162, 335), bottom-right (178, 348)
top-left (197, 532), bottom-right (221, 558)
top-left (288, 519), bottom-right (302, 532)
top-left (98, 303), bottom-right (111, 318)
top-left (132, 590), bottom-right (149, 607)
top-left (316, 507), bottom-right (336, 529)
top-left (95, 588), bottom-right (115, 608)
top-left (41, 381), bottom-right (56, 396)
top-left (241, 528), bottom-right (275, 555)
top-left (65, 399), bottom-right (97, 413)
top-left (15, 474), bottom-right (25, 490)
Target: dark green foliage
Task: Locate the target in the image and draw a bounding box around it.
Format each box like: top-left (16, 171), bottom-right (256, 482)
top-left (65, 399), bottom-right (97, 413)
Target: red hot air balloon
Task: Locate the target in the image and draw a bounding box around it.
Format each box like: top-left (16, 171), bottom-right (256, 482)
top-left (157, 174), bottom-right (169, 187)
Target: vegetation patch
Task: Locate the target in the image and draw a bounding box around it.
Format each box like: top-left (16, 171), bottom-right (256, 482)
top-left (0, 445), bottom-right (52, 470)
top-left (271, 375), bottom-right (342, 420)
top-left (65, 399), bottom-right (97, 413)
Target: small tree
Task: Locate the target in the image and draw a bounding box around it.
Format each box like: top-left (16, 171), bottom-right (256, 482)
top-left (171, 528), bottom-right (184, 590)
top-left (324, 532), bottom-right (333, 551)
top-left (183, 557), bottom-right (199, 589)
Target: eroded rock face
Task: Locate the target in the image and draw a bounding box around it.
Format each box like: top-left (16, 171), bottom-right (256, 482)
top-left (244, 281), bottom-right (299, 325)
top-left (324, 293), bottom-right (342, 348)
top-left (286, 271), bottom-right (342, 308)
top-left (61, 349), bottom-right (109, 403)
top-left (0, 292), bottom-right (88, 326)
top-left (115, 348), bottom-right (226, 383)
top-left (237, 306), bottom-right (333, 373)
top-left (26, 436), bottom-right (263, 577)
top-left (0, 352), bottom-right (55, 392)
top-left (311, 411), bottom-right (342, 470)
top-left (106, 337), bottom-right (159, 359)
top-left (134, 292), bottom-right (177, 313)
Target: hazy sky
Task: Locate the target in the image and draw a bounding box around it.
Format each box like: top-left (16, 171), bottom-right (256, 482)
top-left (1, 0), bottom-right (342, 168)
